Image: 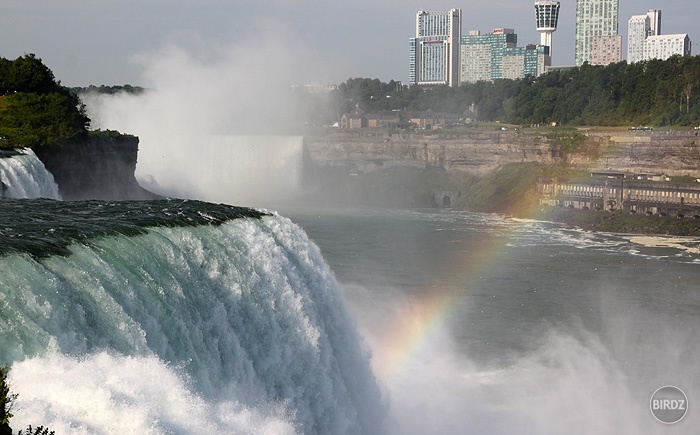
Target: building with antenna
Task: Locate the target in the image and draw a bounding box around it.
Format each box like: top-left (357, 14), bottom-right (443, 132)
top-left (534, 1), bottom-right (560, 61)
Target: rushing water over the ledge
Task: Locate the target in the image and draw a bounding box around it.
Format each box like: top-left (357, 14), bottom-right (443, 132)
top-left (2, 199), bottom-right (383, 434)
top-left (0, 149), bottom-right (61, 199)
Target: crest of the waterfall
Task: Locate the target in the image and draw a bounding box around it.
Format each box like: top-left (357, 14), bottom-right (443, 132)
top-left (0, 202), bottom-right (385, 434)
top-left (135, 134), bottom-right (303, 207)
top-left (0, 149), bottom-right (62, 200)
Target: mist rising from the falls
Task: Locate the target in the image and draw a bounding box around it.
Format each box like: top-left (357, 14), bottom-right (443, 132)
top-left (84, 27), bottom-right (321, 207)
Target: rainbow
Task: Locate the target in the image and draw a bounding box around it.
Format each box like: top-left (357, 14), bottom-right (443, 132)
top-left (370, 197), bottom-right (547, 382)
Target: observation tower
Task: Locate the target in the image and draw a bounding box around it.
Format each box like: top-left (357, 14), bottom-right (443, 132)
top-left (534, 1), bottom-right (560, 58)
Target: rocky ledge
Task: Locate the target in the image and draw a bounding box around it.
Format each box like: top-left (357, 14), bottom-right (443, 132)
top-left (34, 132), bottom-right (160, 201)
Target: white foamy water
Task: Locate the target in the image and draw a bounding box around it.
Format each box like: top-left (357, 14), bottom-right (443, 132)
top-left (0, 149), bottom-right (62, 199)
top-left (3, 212), bottom-right (383, 434)
top-left (10, 352), bottom-right (296, 434)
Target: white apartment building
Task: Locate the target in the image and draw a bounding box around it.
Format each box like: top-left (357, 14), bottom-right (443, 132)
top-left (627, 10), bottom-right (662, 63)
top-left (643, 34), bottom-right (692, 61)
top-left (646, 9), bottom-right (661, 35)
top-left (627, 15), bottom-right (650, 63)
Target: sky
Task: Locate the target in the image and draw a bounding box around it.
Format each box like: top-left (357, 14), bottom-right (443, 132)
top-left (1, 1), bottom-right (698, 87)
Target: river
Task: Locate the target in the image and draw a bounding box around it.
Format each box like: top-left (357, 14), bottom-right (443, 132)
top-left (284, 206), bottom-right (700, 433)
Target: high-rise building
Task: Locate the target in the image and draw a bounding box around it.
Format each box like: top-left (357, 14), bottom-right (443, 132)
top-left (628, 14), bottom-right (651, 63)
top-left (409, 9), bottom-right (462, 87)
top-left (575, 0), bottom-right (620, 66)
top-left (502, 45), bottom-right (550, 80)
top-left (647, 9), bottom-right (661, 36)
top-left (460, 29), bottom-right (549, 83)
top-left (627, 10), bottom-right (692, 63)
top-left (628, 10), bottom-right (662, 63)
top-left (534, 1), bottom-right (560, 60)
top-left (643, 34), bottom-right (692, 61)
top-left (460, 28), bottom-right (517, 83)
top-left (591, 35), bottom-right (623, 65)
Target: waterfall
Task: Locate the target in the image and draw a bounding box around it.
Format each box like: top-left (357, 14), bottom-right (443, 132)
top-left (135, 135), bottom-right (304, 207)
top-left (0, 200), bottom-right (384, 434)
top-left (0, 149), bottom-right (62, 200)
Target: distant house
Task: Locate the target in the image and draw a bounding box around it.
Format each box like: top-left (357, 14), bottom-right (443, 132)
top-left (367, 111), bottom-right (403, 128)
top-left (407, 110), bottom-right (462, 130)
top-left (463, 102), bottom-right (478, 123)
top-left (340, 111), bottom-right (367, 129)
top-left (463, 109), bottom-right (477, 123)
top-left (341, 109), bottom-right (462, 130)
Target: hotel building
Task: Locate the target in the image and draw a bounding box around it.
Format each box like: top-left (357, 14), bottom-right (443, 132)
top-left (460, 28), bottom-right (517, 83)
top-left (460, 29), bottom-right (549, 83)
top-left (627, 10), bottom-right (662, 63)
top-left (409, 9), bottom-right (462, 87)
top-left (575, 0), bottom-right (620, 66)
top-left (643, 34), bottom-right (692, 61)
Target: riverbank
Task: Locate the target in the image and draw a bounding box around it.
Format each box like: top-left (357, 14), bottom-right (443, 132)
top-left (538, 207), bottom-right (700, 236)
top-left (300, 160), bottom-right (700, 237)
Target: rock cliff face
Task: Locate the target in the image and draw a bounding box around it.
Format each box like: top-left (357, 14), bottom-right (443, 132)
top-left (35, 134), bottom-right (159, 201)
top-left (303, 129), bottom-right (700, 178)
top-left (33, 128), bottom-right (700, 203)
top-left (583, 130), bottom-right (700, 176)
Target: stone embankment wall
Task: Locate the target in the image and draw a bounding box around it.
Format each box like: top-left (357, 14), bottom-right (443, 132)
top-left (304, 129), bottom-right (700, 178)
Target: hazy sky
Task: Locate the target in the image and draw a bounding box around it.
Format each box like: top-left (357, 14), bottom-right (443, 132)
top-left (1, 1), bottom-right (698, 87)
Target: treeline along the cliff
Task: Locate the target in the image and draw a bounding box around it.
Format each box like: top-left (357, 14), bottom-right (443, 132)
top-left (0, 54), bottom-right (90, 148)
top-left (305, 55), bottom-right (700, 128)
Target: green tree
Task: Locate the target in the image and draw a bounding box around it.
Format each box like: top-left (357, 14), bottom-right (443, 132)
top-left (0, 54), bottom-right (90, 148)
top-left (18, 426), bottom-right (55, 435)
top-left (308, 55), bottom-right (700, 129)
top-left (0, 365), bottom-right (16, 435)
top-left (0, 91), bottom-right (89, 148)
top-left (2, 54), bottom-right (60, 95)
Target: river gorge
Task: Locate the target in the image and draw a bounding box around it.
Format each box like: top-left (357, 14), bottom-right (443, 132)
top-left (304, 128), bottom-right (700, 179)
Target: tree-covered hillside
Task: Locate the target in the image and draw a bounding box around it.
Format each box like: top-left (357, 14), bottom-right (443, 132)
top-left (308, 56), bottom-right (700, 128)
top-left (0, 54), bottom-right (90, 148)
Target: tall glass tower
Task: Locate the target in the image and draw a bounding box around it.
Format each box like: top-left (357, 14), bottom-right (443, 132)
top-left (409, 9), bottom-right (462, 87)
top-left (575, 0), bottom-right (620, 66)
top-left (534, 1), bottom-right (560, 59)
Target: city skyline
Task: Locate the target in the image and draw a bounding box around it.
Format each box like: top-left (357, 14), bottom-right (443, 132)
top-left (0, 1), bottom-right (697, 87)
